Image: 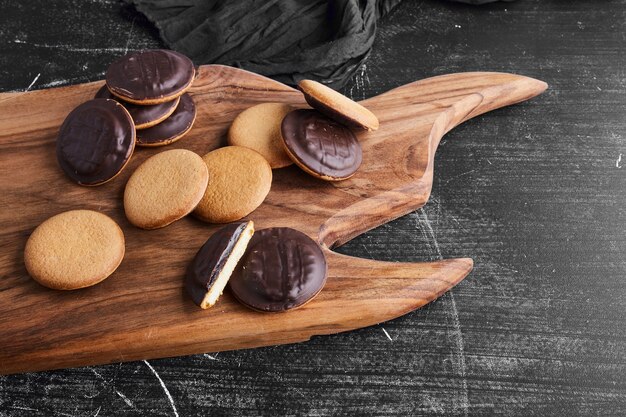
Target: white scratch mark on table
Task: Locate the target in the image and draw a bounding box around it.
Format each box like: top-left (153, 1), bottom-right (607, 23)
top-left (116, 390), bottom-right (134, 407)
top-left (9, 405), bottom-right (41, 412)
top-left (25, 72), bottom-right (41, 92)
top-left (616, 153), bottom-right (622, 168)
top-left (203, 353), bottom-right (220, 361)
top-left (382, 327), bottom-right (393, 341)
top-left (143, 360), bottom-right (179, 417)
top-left (92, 406), bottom-right (101, 417)
top-left (13, 39), bottom-right (133, 53)
top-left (413, 207), bottom-right (470, 416)
top-left (123, 17), bottom-right (136, 55)
top-left (443, 168), bottom-right (479, 185)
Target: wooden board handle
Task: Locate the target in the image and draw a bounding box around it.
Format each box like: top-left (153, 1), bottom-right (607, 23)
top-left (319, 72), bottom-right (548, 248)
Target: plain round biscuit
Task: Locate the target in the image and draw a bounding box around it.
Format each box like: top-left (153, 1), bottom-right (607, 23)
top-left (227, 103), bottom-right (294, 169)
top-left (298, 79), bottom-right (379, 131)
top-left (194, 146), bottom-right (272, 223)
top-left (24, 210), bottom-right (125, 290)
top-left (124, 149), bottom-right (209, 229)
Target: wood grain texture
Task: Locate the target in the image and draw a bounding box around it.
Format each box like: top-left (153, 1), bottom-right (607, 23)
top-left (0, 65), bottom-right (544, 375)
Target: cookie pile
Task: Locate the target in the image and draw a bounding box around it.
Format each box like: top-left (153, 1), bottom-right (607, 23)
top-left (227, 79), bottom-right (379, 183)
top-left (27, 49), bottom-right (381, 316)
top-left (183, 80), bottom-right (379, 310)
top-left (185, 221), bottom-right (328, 312)
top-left (56, 49), bottom-right (196, 186)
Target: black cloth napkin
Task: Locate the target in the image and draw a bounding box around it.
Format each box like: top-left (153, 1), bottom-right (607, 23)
top-left (122, 0), bottom-right (511, 89)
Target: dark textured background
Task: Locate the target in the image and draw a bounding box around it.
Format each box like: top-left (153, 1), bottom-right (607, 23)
top-left (1, 1), bottom-right (625, 416)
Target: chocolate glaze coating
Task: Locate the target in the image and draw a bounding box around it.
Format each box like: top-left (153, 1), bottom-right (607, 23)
top-left (301, 91), bottom-right (367, 130)
top-left (105, 49), bottom-right (194, 102)
top-left (281, 109), bottom-right (362, 180)
top-left (136, 94), bottom-right (196, 146)
top-left (185, 222), bottom-right (249, 307)
top-left (56, 99), bottom-right (135, 185)
top-left (95, 85), bottom-right (178, 128)
top-left (229, 227), bottom-right (327, 312)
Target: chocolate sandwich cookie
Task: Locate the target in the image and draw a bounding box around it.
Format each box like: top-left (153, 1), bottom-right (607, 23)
top-left (298, 79), bottom-right (379, 131)
top-left (106, 49), bottom-right (195, 105)
top-left (281, 109), bottom-right (362, 181)
top-left (95, 85), bottom-right (179, 130)
top-left (185, 221), bottom-right (255, 309)
top-left (229, 227), bottom-right (328, 312)
top-left (57, 98), bottom-right (135, 186)
top-left (136, 94), bottom-right (196, 147)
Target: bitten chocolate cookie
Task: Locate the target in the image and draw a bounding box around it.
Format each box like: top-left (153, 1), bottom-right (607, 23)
top-left (227, 103), bottom-right (293, 169)
top-left (281, 109), bottom-right (362, 181)
top-left (193, 146), bottom-right (272, 223)
top-left (95, 85), bottom-right (179, 130)
top-left (106, 49), bottom-right (195, 105)
top-left (228, 227), bottom-right (328, 312)
top-left (124, 149), bottom-right (209, 229)
top-left (57, 98), bottom-right (135, 186)
top-left (185, 221), bottom-right (255, 309)
top-left (136, 94), bottom-right (196, 147)
top-left (298, 79), bottom-right (379, 131)
top-left (24, 210), bottom-right (125, 290)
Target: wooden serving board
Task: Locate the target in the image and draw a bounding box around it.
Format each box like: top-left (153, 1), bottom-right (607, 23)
top-left (0, 66), bottom-right (546, 375)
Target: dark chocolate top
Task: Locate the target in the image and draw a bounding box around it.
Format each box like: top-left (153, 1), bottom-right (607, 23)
top-left (185, 222), bottom-right (250, 307)
top-left (56, 99), bottom-right (135, 185)
top-left (95, 85), bottom-right (178, 128)
top-left (281, 109), bottom-right (362, 179)
top-left (136, 94), bottom-right (196, 145)
top-left (229, 227), bottom-right (327, 312)
top-left (105, 49), bottom-right (194, 101)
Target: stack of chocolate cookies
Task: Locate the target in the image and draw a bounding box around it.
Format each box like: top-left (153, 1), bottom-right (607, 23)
top-left (102, 49), bottom-right (197, 147)
top-left (56, 49), bottom-right (197, 186)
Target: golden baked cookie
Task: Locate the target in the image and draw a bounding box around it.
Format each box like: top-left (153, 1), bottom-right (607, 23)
top-left (227, 103), bottom-right (294, 169)
top-left (298, 79), bottom-right (379, 131)
top-left (124, 149), bottom-right (209, 229)
top-left (24, 210), bottom-right (125, 290)
top-left (194, 146), bottom-right (272, 223)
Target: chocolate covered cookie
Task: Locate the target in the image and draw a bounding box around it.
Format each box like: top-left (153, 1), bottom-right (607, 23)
top-left (185, 221), bottom-right (255, 309)
top-left (95, 85), bottom-right (179, 130)
top-left (228, 227), bottom-right (328, 312)
top-left (298, 79), bottom-right (379, 131)
top-left (106, 49), bottom-right (195, 105)
top-left (281, 109), bottom-right (362, 181)
top-left (56, 98), bottom-right (135, 186)
top-left (136, 94), bottom-right (196, 147)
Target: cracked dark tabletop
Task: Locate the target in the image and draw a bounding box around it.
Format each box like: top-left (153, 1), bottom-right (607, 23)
top-left (1, 0), bottom-right (625, 416)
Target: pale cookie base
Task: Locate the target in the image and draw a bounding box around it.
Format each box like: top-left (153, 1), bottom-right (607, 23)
top-left (228, 103), bottom-right (294, 169)
top-left (194, 146), bottom-right (272, 223)
top-left (24, 210), bottom-right (125, 290)
top-left (135, 97), bottom-right (180, 130)
top-left (124, 149), bottom-right (209, 229)
top-left (201, 221), bottom-right (255, 309)
top-left (298, 79), bottom-right (379, 131)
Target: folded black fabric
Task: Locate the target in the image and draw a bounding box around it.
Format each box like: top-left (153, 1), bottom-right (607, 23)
top-left (122, 0), bottom-right (511, 89)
